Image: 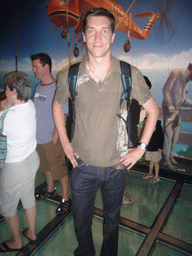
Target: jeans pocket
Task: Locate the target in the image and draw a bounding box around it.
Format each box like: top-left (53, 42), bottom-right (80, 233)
top-left (76, 158), bottom-right (87, 168)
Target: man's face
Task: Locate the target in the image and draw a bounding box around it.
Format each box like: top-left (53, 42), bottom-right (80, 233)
top-left (82, 16), bottom-right (115, 59)
top-left (32, 59), bottom-right (48, 80)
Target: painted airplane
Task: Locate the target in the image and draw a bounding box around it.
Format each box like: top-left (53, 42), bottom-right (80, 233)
top-left (48, 0), bottom-right (161, 56)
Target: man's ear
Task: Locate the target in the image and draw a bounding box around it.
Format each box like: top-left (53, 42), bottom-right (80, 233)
top-left (45, 63), bottom-right (50, 70)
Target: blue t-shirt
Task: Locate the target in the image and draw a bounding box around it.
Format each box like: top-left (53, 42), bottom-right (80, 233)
top-left (34, 81), bottom-right (68, 144)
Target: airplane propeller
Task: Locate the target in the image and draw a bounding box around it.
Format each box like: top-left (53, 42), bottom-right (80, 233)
top-left (154, 0), bottom-right (176, 44)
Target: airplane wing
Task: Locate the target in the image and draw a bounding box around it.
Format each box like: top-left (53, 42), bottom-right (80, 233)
top-left (134, 12), bottom-right (154, 18)
top-left (115, 14), bottom-right (145, 40)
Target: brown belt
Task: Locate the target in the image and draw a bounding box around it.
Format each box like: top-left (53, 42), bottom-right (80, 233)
top-left (112, 163), bottom-right (127, 170)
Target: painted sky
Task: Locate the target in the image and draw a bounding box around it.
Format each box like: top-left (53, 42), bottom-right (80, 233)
top-left (0, 0), bottom-right (192, 72)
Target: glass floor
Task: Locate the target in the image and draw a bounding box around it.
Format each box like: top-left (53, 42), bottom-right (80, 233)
top-left (0, 168), bottom-right (192, 256)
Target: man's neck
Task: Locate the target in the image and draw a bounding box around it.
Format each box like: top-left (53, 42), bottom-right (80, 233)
top-left (87, 54), bottom-right (111, 79)
top-left (40, 74), bottom-right (55, 85)
top-left (87, 53), bottom-right (111, 69)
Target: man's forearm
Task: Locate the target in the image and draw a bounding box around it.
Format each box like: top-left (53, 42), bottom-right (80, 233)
top-left (139, 97), bottom-right (159, 145)
top-left (53, 99), bottom-right (70, 147)
top-left (120, 97), bottom-right (159, 170)
top-left (52, 114), bottom-right (67, 144)
top-left (53, 98), bottom-right (79, 167)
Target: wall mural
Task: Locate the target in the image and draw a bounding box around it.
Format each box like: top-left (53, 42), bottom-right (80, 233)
top-left (0, 0), bottom-right (192, 166)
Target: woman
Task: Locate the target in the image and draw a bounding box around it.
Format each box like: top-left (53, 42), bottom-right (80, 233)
top-left (0, 72), bottom-right (39, 252)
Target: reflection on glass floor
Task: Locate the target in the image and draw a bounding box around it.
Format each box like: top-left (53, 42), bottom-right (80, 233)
top-left (31, 216), bottom-right (145, 256)
top-left (163, 183), bottom-right (192, 244)
top-left (152, 241), bottom-right (191, 256)
top-left (94, 171), bottom-right (176, 227)
top-left (0, 168), bottom-right (192, 256)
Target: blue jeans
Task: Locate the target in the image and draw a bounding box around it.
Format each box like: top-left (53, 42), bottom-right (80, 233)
top-left (72, 159), bottom-right (127, 256)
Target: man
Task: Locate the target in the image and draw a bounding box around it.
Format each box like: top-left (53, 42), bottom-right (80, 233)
top-left (31, 53), bottom-right (71, 215)
top-left (162, 63), bottom-right (192, 170)
top-left (53, 8), bottom-right (158, 256)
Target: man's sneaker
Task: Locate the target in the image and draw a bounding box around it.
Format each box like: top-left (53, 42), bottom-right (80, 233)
top-left (35, 188), bottom-right (57, 200)
top-left (56, 198), bottom-right (71, 215)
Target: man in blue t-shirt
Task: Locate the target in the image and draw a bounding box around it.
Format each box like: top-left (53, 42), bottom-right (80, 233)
top-left (31, 53), bottom-right (70, 215)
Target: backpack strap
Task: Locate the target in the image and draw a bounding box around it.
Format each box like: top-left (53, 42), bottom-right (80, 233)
top-left (68, 62), bottom-right (80, 141)
top-left (68, 62), bottom-right (80, 101)
top-left (120, 60), bottom-right (132, 110)
top-left (117, 61), bottom-right (132, 134)
top-left (68, 61), bottom-right (131, 105)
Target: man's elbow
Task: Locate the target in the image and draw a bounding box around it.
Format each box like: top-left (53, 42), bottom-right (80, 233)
top-left (145, 98), bottom-right (159, 116)
top-left (146, 99), bottom-right (159, 122)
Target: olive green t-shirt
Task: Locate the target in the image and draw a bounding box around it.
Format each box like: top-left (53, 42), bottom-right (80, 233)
top-left (55, 55), bottom-right (151, 167)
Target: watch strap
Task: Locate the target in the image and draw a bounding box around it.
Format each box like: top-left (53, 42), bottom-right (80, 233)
top-left (138, 142), bottom-right (147, 150)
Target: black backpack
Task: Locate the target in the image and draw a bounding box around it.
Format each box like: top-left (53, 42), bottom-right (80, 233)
top-left (68, 61), bottom-right (132, 140)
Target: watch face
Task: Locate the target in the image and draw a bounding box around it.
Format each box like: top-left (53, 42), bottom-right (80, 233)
top-left (140, 142), bottom-right (147, 149)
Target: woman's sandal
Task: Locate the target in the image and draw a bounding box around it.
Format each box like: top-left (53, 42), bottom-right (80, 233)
top-left (35, 188), bottom-right (57, 200)
top-left (149, 177), bottom-right (160, 183)
top-left (122, 196), bottom-right (134, 205)
top-left (21, 229), bottom-right (38, 245)
top-left (142, 174), bottom-right (153, 180)
top-left (0, 241), bottom-right (23, 252)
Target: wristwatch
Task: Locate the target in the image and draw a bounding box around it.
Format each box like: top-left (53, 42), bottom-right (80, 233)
top-left (138, 142), bottom-right (147, 150)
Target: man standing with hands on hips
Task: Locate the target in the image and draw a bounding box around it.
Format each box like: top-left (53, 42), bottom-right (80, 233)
top-left (53, 8), bottom-right (159, 256)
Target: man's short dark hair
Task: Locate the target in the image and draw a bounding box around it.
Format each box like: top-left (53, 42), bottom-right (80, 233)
top-left (30, 53), bottom-right (52, 72)
top-left (82, 8), bottom-right (116, 34)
